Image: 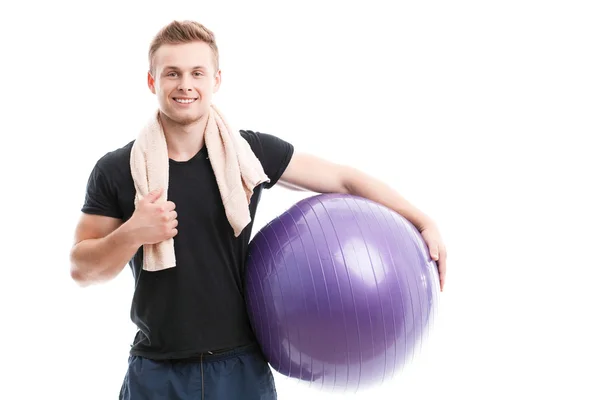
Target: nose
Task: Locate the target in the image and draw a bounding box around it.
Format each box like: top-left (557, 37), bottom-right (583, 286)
top-left (178, 75), bottom-right (193, 92)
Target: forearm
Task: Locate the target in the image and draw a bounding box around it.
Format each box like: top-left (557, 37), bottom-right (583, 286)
top-left (344, 168), bottom-right (435, 232)
top-left (70, 222), bottom-right (141, 286)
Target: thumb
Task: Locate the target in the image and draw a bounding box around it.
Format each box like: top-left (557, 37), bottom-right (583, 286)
top-left (144, 187), bottom-right (164, 203)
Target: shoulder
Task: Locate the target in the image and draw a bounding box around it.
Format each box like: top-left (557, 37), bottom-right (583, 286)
top-left (86, 140), bottom-right (135, 194)
top-left (238, 130), bottom-right (295, 188)
top-left (82, 141), bottom-right (134, 218)
top-left (93, 140), bottom-right (135, 178)
top-left (239, 130), bottom-right (294, 158)
top-left (239, 129), bottom-right (262, 151)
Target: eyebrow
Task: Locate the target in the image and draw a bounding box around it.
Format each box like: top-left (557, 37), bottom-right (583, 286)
top-left (163, 65), bottom-right (207, 71)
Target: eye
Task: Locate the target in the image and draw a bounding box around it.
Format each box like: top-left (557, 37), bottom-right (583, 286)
top-left (194, 71), bottom-right (204, 77)
top-left (166, 72), bottom-right (178, 77)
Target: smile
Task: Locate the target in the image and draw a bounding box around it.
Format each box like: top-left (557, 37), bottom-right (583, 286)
top-left (173, 98), bottom-right (197, 104)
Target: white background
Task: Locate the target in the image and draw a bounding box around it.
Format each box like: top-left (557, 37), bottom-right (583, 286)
top-left (1, 0), bottom-right (599, 399)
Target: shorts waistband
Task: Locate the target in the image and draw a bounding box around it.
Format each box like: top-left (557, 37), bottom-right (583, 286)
top-left (176, 342), bottom-right (263, 363)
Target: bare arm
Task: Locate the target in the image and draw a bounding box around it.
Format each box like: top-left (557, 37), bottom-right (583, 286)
top-left (69, 214), bottom-right (140, 287)
top-left (279, 151), bottom-right (447, 290)
top-left (279, 152), bottom-right (434, 230)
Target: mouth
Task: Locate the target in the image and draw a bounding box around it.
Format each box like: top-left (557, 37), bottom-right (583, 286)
top-left (172, 97), bottom-right (198, 104)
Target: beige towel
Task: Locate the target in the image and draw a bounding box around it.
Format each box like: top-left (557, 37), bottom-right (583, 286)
top-left (130, 105), bottom-right (270, 271)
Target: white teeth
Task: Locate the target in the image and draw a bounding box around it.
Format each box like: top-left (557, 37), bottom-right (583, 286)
top-left (174, 98), bottom-right (195, 104)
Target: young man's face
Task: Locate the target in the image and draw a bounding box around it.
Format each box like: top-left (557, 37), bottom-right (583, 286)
top-left (148, 41), bottom-right (221, 126)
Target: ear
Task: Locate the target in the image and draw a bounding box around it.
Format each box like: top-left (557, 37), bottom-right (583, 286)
top-left (213, 69), bottom-right (222, 93)
top-left (147, 71), bottom-right (156, 94)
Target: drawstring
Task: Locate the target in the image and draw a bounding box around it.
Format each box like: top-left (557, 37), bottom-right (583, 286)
top-left (201, 351), bottom-right (216, 400)
top-left (200, 353), bottom-right (204, 400)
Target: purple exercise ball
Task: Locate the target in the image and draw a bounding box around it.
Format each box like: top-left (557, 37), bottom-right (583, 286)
top-left (244, 193), bottom-right (440, 393)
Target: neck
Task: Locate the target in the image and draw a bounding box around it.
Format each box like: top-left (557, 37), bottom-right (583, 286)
top-left (158, 111), bottom-right (209, 162)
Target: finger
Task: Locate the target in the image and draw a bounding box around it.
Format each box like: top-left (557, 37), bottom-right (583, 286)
top-left (145, 188), bottom-right (164, 203)
top-left (164, 201), bottom-right (176, 211)
top-left (170, 218), bottom-right (179, 228)
top-left (429, 242), bottom-right (440, 261)
top-left (161, 211), bottom-right (177, 223)
top-left (437, 249), bottom-right (447, 291)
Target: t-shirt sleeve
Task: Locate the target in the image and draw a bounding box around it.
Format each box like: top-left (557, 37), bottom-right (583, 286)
top-left (80, 158), bottom-right (124, 219)
top-left (241, 130), bottom-right (295, 189)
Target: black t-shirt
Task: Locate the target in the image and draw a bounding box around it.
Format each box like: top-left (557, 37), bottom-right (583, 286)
top-left (81, 130), bottom-right (294, 360)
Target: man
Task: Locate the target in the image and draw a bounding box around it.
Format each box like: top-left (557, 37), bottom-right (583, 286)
top-left (70, 20), bottom-right (447, 400)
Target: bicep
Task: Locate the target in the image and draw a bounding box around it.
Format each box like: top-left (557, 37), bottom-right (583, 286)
top-left (279, 151), bottom-right (350, 194)
top-left (74, 213), bottom-right (122, 244)
top-left (76, 158), bottom-right (124, 243)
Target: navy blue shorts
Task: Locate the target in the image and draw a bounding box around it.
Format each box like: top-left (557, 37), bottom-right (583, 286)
top-left (119, 343), bottom-right (277, 400)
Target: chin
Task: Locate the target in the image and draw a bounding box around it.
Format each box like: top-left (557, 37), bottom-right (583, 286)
top-left (162, 108), bottom-right (204, 126)
top-left (175, 114), bottom-right (203, 126)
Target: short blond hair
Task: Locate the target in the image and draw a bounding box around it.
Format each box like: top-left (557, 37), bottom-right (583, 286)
top-left (148, 20), bottom-right (220, 75)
